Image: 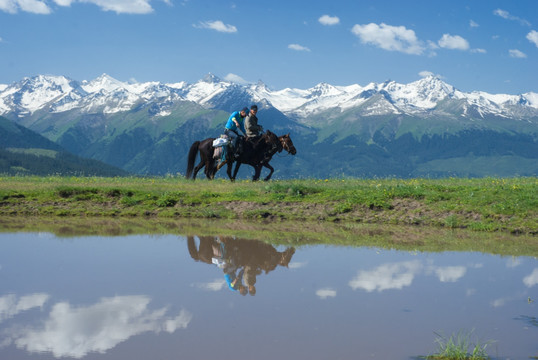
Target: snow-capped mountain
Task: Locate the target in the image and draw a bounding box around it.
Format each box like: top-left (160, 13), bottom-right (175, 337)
top-left (2, 74), bottom-right (536, 179)
top-left (1, 73), bottom-right (538, 124)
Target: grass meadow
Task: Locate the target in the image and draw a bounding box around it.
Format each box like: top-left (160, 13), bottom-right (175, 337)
top-left (0, 176), bottom-right (536, 235)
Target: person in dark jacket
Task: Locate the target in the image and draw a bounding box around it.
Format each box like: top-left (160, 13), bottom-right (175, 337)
top-left (244, 105), bottom-right (263, 138)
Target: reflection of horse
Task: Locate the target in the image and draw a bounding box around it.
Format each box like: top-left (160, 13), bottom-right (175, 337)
top-left (187, 236), bottom-right (296, 296)
top-left (185, 131), bottom-right (297, 181)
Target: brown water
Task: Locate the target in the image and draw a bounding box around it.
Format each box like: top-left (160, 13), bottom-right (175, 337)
top-left (0, 232), bottom-right (537, 359)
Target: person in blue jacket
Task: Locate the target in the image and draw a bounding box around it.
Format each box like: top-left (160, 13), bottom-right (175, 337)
top-left (224, 107), bottom-right (248, 159)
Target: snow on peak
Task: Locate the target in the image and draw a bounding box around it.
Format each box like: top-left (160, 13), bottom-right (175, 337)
top-left (202, 73), bottom-right (223, 84)
top-left (1, 73), bottom-right (537, 120)
top-left (523, 92), bottom-right (538, 109)
top-left (1, 75), bottom-right (77, 113)
top-left (81, 73), bottom-right (127, 93)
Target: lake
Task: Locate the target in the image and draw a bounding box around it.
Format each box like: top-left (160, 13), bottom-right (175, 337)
top-left (0, 227), bottom-right (537, 359)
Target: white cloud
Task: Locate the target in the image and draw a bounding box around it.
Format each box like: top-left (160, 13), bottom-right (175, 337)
top-left (438, 34), bottom-right (470, 50)
top-left (419, 71), bottom-right (434, 77)
top-left (3, 295), bottom-right (192, 358)
top-left (319, 14), bottom-right (340, 26)
top-left (471, 48), bottom-right (487, 54)
top-left (349, 260), bottom-right (423, 292)
top-left (224, 73), bottom-right (248, 85)
top-left (527, 30), bottom-right (538, 48)
top-left (79, 0), bottom-right (154, 14)
top-left (316, 288), bottom-right (337, 299)
top-left (351, 23), bottom-right (425, 55)
top-left (493, 8), bottom-right (531, 26)
top-left (469, 20), bottom-right (479, 28)
top-left (0, 0), bottom-right (157, 14)
top-left (0, 0), bottom-right (51, 14)
top-left (195, 20), bottom-right (237, 33)
top-left (288, 43), bottom-right (311, 52)
top-left (509, 49), bottom-right (527, 58)
top-left (523, 268), bottom-right (538, 287)
top-left (434, 266), bottom-right (466, 282)
top-left (53, 0), bottom-right (74, 5)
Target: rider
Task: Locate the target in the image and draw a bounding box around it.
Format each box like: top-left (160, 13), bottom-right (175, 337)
top-left (244, 105), bottom-right (263, 139)
top-left (224, 107), bottom-right (248, 159)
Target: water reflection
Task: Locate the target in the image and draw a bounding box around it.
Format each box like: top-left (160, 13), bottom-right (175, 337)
top-left (0, 232), bottom-right (537, 360)
top-left (188, 236), bottom-right (295, 296)
top-left (348, 260), bottom-right (472, 292)
top-left (1, 294), bottom-right (191, 358)
top-left (0, 293), bottom-right (50, 323)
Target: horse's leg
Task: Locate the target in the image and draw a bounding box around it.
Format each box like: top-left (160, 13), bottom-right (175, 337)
top-left (217, 160), bottom-right (227, 171)
top-left (231, 162), bottom-right (241, 181)
top-left (252, 164), bottom-right (263, 181)
top-left (192, 160), bottom-right (205, 180)
top-left (262, 163), bottom-right (274, 181)
top-left (204, 159), bottom-right (213, 179)
top-left (209, 159), bottom-right (218, 179)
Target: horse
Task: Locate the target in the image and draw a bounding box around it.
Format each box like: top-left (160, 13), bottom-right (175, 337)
top-left (186, 131), bottom-right (296, 181)
top-left (185, 137), bottom-right (219, 180)
top-left (221, 131), bottom-right (297, 181)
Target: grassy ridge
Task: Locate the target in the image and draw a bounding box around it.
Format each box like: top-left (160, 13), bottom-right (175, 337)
top-left (0, 176), bottom-right (536, 235)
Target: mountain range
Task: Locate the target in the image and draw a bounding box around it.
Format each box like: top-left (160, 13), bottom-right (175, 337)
top-left (1, 74), bottom-right (537, 178)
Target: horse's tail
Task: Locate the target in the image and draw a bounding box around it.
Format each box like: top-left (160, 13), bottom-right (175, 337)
top-left (186, 141), bottom-right (200, 179)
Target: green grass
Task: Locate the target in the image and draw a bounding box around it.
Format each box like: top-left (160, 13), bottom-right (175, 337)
top-left (426, 330), bottom-right (494, 360)
top-left (0, 176), bottom-right (536, 234)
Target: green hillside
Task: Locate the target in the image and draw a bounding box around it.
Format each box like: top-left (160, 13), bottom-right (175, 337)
top-left (0, 116), bottom-right (128, 176)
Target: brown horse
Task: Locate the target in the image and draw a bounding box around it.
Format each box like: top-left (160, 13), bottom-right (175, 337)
top-left (185, 137), bottom-right (219, 180)
top-left (223, 132), bottom-right (297, 181)
top-left (186, 131), bottom-right (296, 181)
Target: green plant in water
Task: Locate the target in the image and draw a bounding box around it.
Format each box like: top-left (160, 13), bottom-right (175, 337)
top-left (426, 329), bottom-right (494, 360)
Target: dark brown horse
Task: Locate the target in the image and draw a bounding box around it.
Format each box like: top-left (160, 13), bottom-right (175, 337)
top-left (223, 132), bottom-right (297, 181)
top-left (186, 131), bottom-right (296, 181)
top-left (185, 137), bottom-right (219, 180)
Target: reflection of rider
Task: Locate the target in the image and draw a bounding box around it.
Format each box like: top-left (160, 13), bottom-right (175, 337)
top-left (226, 238), bottom-right (295, 296)
top-left (224, 107), bottom-right (248, 159)
top-left (224, 265), bottom-right (247, 295)
top-left (243, 265), bottom-right (261, 296)
top-left (187, 236), bottom-right (295, 296)
top-left (189, 236), bottom-right (247, 295)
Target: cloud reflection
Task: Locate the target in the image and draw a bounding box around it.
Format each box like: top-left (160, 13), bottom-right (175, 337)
top-left (316, 288), bottom-right (337, 299)
top-left (194, 279), bottom-right (226, 291)
top-left (523, 268), bottom-right (538, 287)
top-left (3, 295), bottom-right (192, 358)
top-left (349, 261), bottom-right (473, 292)
top-left (0, 293), bottom-right (50, 323)
top-left (349, 261), bottom-right (423, 292)
top-left (434, 266), bottom-right (466, 282)
top-left (288, 261), bottom-right (307, 269)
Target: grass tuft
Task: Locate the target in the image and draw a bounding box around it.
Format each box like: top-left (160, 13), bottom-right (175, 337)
top-left (426, 329), bottom-right (494, 360)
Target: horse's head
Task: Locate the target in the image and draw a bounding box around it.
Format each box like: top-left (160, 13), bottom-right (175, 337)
top-left (279, 133), bottom-right (297, 155)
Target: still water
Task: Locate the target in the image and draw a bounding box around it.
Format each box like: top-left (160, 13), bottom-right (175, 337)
top-left (0, 232), bottom-right (537, 359)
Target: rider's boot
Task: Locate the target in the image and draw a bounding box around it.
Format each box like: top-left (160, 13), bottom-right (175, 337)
top-left (234, 137), bottom-right (243, 159)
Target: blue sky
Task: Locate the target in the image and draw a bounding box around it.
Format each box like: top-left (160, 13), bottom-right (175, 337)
top-left (0, 0), bottom-right (537, 94)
